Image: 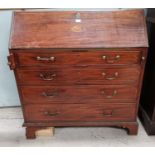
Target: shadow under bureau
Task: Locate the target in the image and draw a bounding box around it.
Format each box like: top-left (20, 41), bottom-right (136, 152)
top-left (8, 10), bottom-right (148, 139)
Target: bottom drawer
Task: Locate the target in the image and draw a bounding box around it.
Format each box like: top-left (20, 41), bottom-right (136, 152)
top-left (24, 104), bottom-right (136, 122)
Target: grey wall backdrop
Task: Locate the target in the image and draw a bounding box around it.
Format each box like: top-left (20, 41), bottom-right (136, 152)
top-left (0, 10), bottom-right (20, 107)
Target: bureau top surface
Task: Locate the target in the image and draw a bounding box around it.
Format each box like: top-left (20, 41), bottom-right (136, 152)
top-left (9, 9), bottom-right (148, 49)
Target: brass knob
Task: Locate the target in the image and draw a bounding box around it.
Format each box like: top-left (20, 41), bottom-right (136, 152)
top-left (141, 56), bottom-right (145, 61)
top-left (102, 72), bottom-right (118, 80)
top-left (36, 56), bottom-right (55, 61)
top-left (101, 90), bottom-right (117, 99)
top-left (44, 111), bottom-right (59, 116)
top-left (102, 55), bottom-right (121, 63)
top-left (102, 55), bottom-right (106, 60)
top-left (42, 91), bottom-right (58, 97)
top-left (39, 73), bottom-right (56, 81)
top-left (115, 55), bottom-right (121, 60)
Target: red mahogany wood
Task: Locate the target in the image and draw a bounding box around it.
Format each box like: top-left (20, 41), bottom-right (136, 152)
top-left (8, 10), bottom-right (148, 139)
top-left (16, 67), bottom-right (141, 85)
top-left (24, 104), bottom-right (136, 122)
top-left (20, 85), bottom-right (138, 104)
top-left (15, 50), bottom-right (142, 67)
top-left (9, 10), bottom-right (148, 49)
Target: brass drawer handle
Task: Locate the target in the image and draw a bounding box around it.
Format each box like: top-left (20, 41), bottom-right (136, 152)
top-left (101, 90), bottom-right (117, 98)
top-left (44, 111), bottom-right (59, 116)
top-left (103, 110), bottom-right (113, 117)
top-left (42, 91), bottom-right (58, 97)
top-left (102, 55), bottom-right (120, 63)
top-left (39, 73), bottom-right (56, 81)
top-left (36, 56), bottom-right (55, 61)
top-left (102, 72), bottom-right (118, 80)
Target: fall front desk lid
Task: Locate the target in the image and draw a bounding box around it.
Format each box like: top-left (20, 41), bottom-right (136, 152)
top-left (9, 9), bottom-right (148, 49)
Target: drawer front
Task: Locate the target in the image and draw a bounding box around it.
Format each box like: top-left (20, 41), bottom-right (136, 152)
top-left (16, 50), bottom-right (142, 66)
top-left (16, 67), bottom-right (140, 85)
top-left (21, 85), bottom-right (138, 104)
top-left (24, 104), bottom-right (136, 122)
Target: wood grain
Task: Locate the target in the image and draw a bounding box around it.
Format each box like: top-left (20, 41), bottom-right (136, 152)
top-left (8, 10), bottom-right (148, 138)
top-left (16, 67), bottom-right (141, 85)
top-left (15, 50), bottom-right (142, 66)
top-left (20, 85), bottom-right (138, 104)
top-left (24, 103), bottom-right (136, 122)
top-left (9, 10), bottom-right (148, 49)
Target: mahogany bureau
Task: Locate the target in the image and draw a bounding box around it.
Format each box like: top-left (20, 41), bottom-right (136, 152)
top-left (8, 10), bottom-right (148, 139)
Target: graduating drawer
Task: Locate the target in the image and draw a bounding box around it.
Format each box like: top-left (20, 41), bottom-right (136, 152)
top-left (24, 104), bottom-right (136, 122)
top-left (20, 85), bottom-right (138, 104)
top-left (16, 66), bottom-right (141, 85)
top-left (15, 50), bottom-right (142, 67)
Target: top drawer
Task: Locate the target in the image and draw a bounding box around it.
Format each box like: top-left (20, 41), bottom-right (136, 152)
top-left (15, 50), bottom-right (142, 67)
